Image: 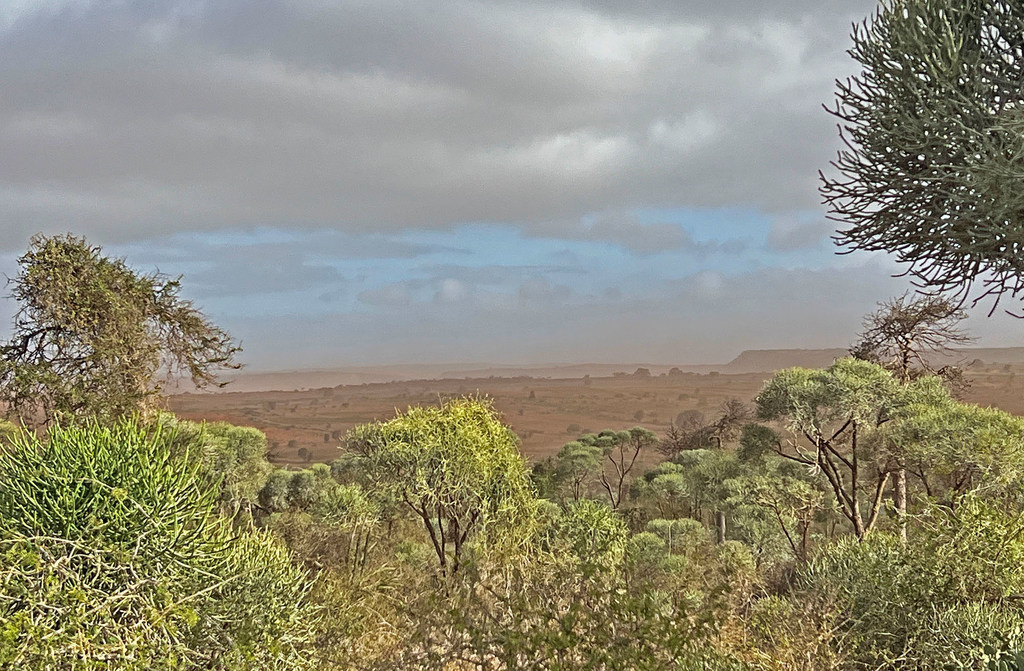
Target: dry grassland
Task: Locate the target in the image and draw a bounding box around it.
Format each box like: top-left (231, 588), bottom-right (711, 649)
top-left (167, 362), bottom-right (1024, 467)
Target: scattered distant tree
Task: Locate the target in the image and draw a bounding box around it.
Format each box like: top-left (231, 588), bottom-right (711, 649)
top-left (0, 234), bottom-right (239, 426)
top-left (347, 397), bottom-right (535, 576)
top-left (822, 0), bottom-right (1024, 311)
top-left (634, 368), bottom-right (651, 378)
top-left (600, 427), bottom-right (657, 510)
top-left (553, 440), bottom-right (604, 502)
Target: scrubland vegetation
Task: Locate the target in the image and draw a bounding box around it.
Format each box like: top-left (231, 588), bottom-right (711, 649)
top-left (5, 0), bottom-right (1024, 666)
top-left (6, 363), bottom-right (1024, 668)
top-left (0, 237), bottom-right (1023, 669)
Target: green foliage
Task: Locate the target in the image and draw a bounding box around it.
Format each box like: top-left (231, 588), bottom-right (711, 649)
top-left (552, 439), bottom-right (604, 501)
top-left (0, 234), bottom-right (239, 426)
top-left (646, 518), bottom-right (709, 555)
top-left (736, 423), bottom-right (781, 463)
top-left (632, 461), bottom-right (690, 518)
top-left (548, 499), bottom-right (629, 573)
top-left (756, 358), bottom-right (908, 538)
top-left (0, 419), bottom-right (316, 669)
top-left (724, 457), bottom-right (827, 563)
top-left (823, 0), bottom-right (1024, 308)
top-left (0, 420), bottom-right (18, 445)
top-left (886, 390), bottom-right (1024, 500)
top-left (570, 427), bottom-right (657, 509)
top-left (347, 396), bottom-right (536, 575)
top-left (756, 357), bottom-right (901, 433)
top-left (160, 416), bottom-right (273, 520)
top-left (802, 496), bottom-right (1024, 668)
top-left (390, 507), bottom-right (745, 670)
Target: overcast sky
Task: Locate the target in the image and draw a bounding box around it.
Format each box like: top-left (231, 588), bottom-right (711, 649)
top-left (0, 0), bottom-right (1019, 370)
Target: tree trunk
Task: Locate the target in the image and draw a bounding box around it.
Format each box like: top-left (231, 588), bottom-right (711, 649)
top-left (894, 466), bottom-right (907, 543)
top-left (715, 510), bottom-right (727, 544)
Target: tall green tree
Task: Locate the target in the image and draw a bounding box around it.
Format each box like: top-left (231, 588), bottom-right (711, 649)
top-left (552, 440), bottom-right (604, 502)
top-left (822, 0), bottom-right (1024, 310)
top-left (596, 427), bottom-right (657, 510)
top-left (756, 358), bottom-right (905, 539)
top-left (346, 397), bottom-right (535, 576)
top-left (852, 292), bottom-right (972, 540)
top-left (0, 234), bottom-right (239, 426)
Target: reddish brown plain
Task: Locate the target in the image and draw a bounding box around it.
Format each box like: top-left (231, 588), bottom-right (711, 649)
top-left (166, 359), bottom-right (1024, 467)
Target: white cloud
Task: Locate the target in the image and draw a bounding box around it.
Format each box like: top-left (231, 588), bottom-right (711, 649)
top-left (435, 278), bottom-right (469, 303)
top-left (648, 111), bottom-right (720, 153)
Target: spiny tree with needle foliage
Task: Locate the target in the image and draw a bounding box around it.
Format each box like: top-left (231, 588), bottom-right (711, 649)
top-left (0, 234), bottom-right (240, 426)
top-left (851, 293), bottom-right (972, 385)
top-left (822, 0), bottom-right (1024, 313)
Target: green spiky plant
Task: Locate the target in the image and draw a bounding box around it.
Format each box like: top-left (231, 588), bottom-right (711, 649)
top-left (0, 419), bottom-right (317, 670)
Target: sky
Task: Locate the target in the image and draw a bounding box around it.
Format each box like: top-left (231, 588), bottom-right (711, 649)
top-left (0, 0), bottom-right (1019, 371)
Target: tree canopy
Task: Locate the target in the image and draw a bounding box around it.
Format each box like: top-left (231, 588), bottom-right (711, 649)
top-left (822, 0), bottom-right (1024, 310)
top-left (346, 396), bottom-right (535, 575)
top-left (0, 234), bottom-right (240, 425)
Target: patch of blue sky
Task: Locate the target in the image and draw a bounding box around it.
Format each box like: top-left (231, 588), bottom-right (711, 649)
top-left (92, 205), bottom-right (851, 322)
top-left (632, 206), bottom-right (770, 243)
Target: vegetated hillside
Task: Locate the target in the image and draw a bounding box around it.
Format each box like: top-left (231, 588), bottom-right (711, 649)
top-left (167, 357), bottom-right (1024, 467)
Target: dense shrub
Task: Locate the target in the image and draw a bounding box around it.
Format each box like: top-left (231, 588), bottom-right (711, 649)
top-left (0, 420), bottom-right (317, 669)
top-left (801, 496), bottom-right (1024, 668)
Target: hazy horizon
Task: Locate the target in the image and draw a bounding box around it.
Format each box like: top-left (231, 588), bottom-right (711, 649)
top-left (1, 1), bottom-right (1020, 370)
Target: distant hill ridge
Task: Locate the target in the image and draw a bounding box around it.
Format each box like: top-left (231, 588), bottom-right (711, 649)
top-left (722, 347), bottom-right (1024, 374)
top-left (722, 349), bottom-right (848, 373)
top-left (185, 347), bottom-right (1024, 393)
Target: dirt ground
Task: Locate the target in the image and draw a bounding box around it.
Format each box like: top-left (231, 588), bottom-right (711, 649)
top-left (166, 362), bottom-right (1024, 467)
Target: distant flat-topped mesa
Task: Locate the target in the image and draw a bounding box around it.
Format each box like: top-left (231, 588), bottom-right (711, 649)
top-left (721, 349), bottom-right (849, 374)
top-left (721, 347), bottom-right (1024, 374)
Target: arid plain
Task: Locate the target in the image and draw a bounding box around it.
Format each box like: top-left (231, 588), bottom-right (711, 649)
top-left (167, 348), bottom-right (1024, 466)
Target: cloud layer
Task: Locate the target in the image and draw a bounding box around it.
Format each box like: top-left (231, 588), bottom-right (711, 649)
top-left (1, 0), bottom-right (875, 245)
top-left (5, 1), bottom-right (1014, 369)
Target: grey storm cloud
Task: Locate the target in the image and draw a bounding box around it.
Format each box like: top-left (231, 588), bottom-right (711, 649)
top-left (0, 0), bottom-right (878, 249)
